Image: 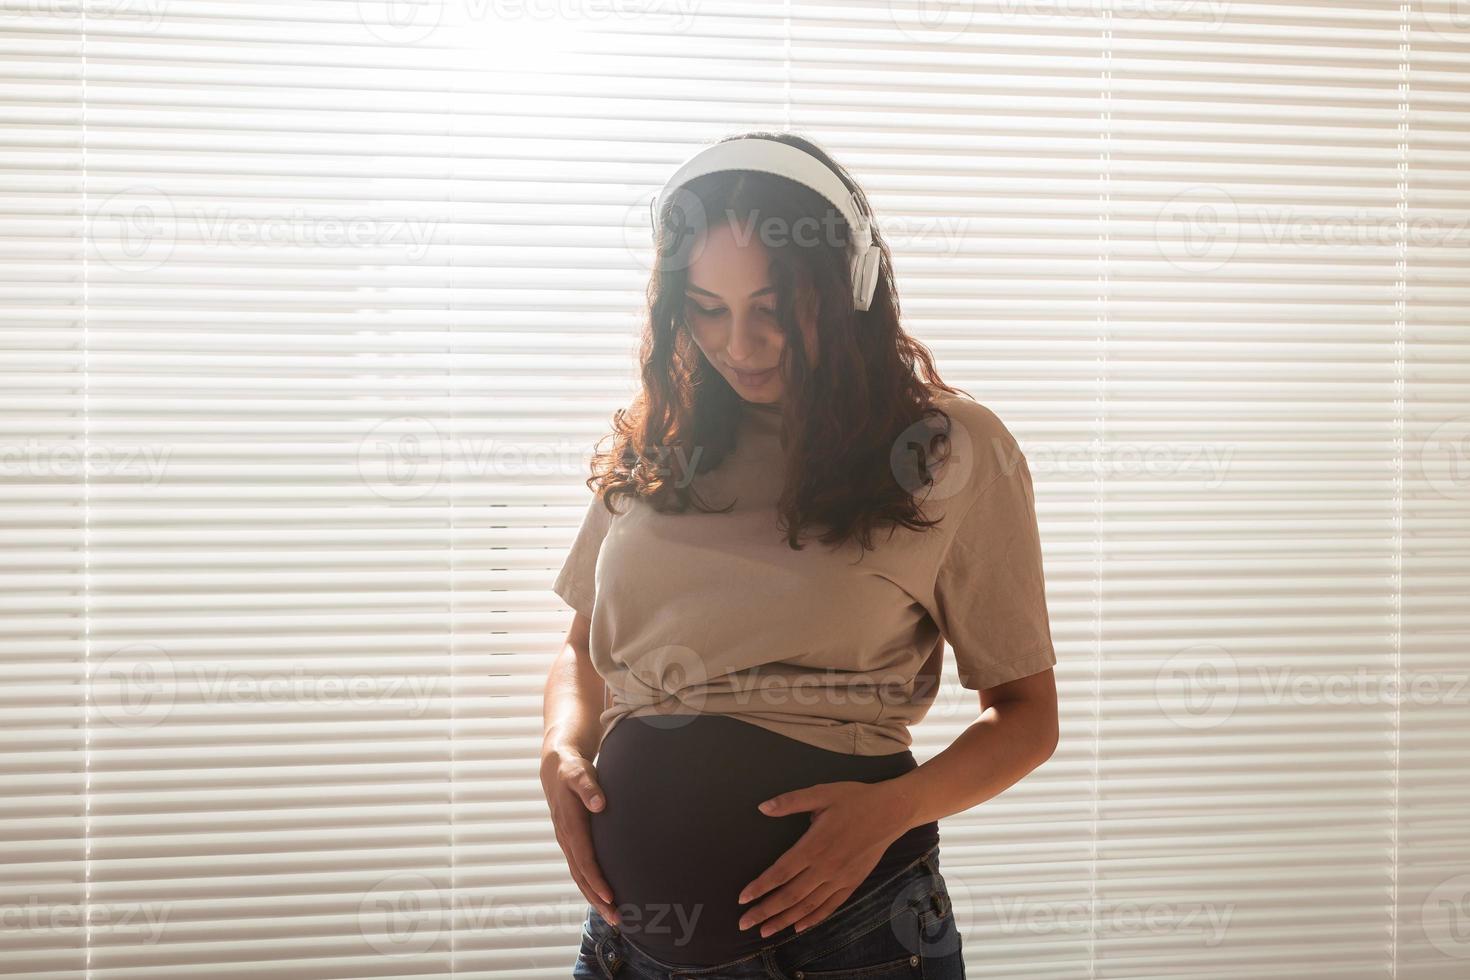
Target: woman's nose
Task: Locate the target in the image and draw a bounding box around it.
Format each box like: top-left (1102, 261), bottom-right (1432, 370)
top-left (726, 315), bottom-right (774, 361)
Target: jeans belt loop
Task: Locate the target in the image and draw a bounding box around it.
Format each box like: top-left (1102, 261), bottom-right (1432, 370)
top-left (920, 850), bottom-right (947, 917)
top-left (931, 886), bottom-right (950, 917)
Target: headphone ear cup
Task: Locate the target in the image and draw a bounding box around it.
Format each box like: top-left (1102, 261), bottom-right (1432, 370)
top-left (852, 245), bottom-right (881, 311)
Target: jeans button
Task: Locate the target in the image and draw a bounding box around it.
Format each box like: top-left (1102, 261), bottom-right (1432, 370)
top-left (910, 954), bottom-right (919, 966)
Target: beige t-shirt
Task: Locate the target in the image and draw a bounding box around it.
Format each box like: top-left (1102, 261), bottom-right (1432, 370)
top-left (552, 390), bottom-right (1057, 756)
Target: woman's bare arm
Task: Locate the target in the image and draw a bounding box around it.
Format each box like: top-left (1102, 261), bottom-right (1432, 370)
top-left (878, 667), bottom-right (1059, 830)
top-left (541, 611), bottom-right (606, 763)
top-left (540, 612), bottom-right (621, 924)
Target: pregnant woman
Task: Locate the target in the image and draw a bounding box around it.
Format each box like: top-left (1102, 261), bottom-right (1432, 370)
top-left (541, 132), bottom-right (1059, 979)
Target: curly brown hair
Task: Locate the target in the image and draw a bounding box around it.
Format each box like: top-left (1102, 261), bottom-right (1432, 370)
top-left (584, 130), bottom-right (970, 553)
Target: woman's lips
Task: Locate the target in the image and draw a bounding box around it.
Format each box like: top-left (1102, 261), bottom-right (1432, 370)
top-left (731, 366), bottom-right (778, 386)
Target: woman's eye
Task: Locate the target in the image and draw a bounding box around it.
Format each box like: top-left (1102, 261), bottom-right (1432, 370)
top-left (686, 303), bottom-right (774, 318)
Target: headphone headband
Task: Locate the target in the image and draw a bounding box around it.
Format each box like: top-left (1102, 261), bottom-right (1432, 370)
top-left (648, 138), bottom-right (881, 312)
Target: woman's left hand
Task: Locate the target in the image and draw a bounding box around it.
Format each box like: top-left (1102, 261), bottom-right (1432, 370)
top-left (735, 778), bottom-right (916, 937)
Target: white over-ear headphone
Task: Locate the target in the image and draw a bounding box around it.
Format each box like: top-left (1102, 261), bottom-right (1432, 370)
top-left (648, 138), bottom-right (882, 312)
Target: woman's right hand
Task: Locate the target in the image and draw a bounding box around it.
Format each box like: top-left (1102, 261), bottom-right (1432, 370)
top-left (540, 746), bottom-right (620, 925)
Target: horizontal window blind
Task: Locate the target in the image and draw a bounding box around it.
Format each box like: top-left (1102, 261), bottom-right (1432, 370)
top-left (3, 2), bottom-right (1467, 978)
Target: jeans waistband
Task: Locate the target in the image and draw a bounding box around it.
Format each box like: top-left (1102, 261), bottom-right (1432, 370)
top-left (607, 843), bottom-right (945, 977)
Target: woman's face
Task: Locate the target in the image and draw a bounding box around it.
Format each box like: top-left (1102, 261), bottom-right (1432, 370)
top-left (682, 220), bottom-right (818, 406)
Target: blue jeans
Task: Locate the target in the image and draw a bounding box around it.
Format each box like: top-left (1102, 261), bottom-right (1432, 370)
top-left (572, 844), bottom-right (965, 979)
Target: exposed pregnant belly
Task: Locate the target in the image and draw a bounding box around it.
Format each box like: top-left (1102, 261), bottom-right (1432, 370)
top-left (588, 713), bottom-right (940, 967)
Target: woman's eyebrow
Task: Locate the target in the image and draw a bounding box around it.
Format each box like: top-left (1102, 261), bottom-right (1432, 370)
top-left (686, 283), bottom-right (776, 299)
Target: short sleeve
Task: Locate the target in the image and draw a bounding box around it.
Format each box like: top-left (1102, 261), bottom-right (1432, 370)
top-left (551, 492), bottom-right (618, 620)
top-left (930, 446), bottom-right (1057, 690)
